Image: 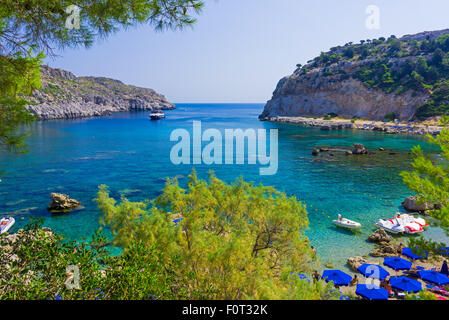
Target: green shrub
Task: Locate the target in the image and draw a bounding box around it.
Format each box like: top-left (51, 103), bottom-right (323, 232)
top-left (384, 112), bottom-right (396, 122)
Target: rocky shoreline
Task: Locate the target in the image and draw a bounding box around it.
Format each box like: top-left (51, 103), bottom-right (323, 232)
top-left (26, 66), bottom-right (175, 120)
top-left (260, 116), bottom-right (443, 136)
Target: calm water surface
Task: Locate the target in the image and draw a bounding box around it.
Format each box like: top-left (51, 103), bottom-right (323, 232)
top-left (0, 104), bottom-right (447, 271)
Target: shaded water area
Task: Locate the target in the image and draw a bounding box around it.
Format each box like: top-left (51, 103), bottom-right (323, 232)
top-left (0, 103), bottom-right (448, 271)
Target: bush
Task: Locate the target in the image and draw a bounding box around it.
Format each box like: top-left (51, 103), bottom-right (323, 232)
top-left (384, 112), bottom-right (396, 122)
top-left (94, 171), bottom-right (332, 300)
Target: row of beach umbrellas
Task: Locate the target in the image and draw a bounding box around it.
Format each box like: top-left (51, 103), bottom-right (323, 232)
top-left (316, 254), bottom-right (449, 300)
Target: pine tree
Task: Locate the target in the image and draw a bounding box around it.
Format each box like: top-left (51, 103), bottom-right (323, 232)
top-left (400, 116), bottom-right (449, 232)
top-left (95, 170), bottom-right (334, 300)
top-left (0, 0), bottom-right (204, 152)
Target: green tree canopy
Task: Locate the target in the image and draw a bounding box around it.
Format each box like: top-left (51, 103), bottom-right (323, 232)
top-left (401, 117), bottom-right (449, 232)
top-left (95, 171), bottom-right (330, 299)
top-left (0, 0), bottom-right (203, 153)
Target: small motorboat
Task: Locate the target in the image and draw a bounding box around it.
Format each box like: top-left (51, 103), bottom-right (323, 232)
top-left (150, 110), bottom-right (165, 120)
top-left (0, 217), bottom-right (15, 234)
top-left (333, 214), bottom-right (361, 229)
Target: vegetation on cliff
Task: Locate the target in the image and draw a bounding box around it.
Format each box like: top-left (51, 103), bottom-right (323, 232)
top-left (25, 65), bottom-right (175, 120)
top-left (297, 31), bottom-right (449, 120)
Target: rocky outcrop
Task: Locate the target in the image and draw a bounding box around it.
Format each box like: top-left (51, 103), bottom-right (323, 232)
top-left (258, 30), bottom-right (449, 122)
top-left (26, 65), bottom-right (175, 120)
top-left (368, 229), bottom-right (392, 243)
top-left (259, 70), bottom-right (428, 121)
top-left (352, 143), bottom-right (367, 155)
top-left (347, 256), bottom-right (367, 271)
top-left (370, 242), bottom-right (398, 257)
top-left (47, 193), bottom-right (81, 213)
top-left (402, 196), bottom-right (434, 212)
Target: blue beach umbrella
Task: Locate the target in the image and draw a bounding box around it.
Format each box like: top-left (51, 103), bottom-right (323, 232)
top-left (417, 271), bottom-right (449, 286)
top-left (438, 247), bottom-right (449, 257)
top-left (297, 273), bottom-right (310, 282)
top-left (172, 218), bottom-right (183, 226)
top-left (322, 270), bottom-right (352, 287)
top-left (402, 247), bottom-right (428, 260)
top-left (356, 284), bottom-right (389, 300)
top-left (390, 276), bottom-right (422, 293)
top-left (357, 264), bottom-right (390, 280)
top-left (383, 257), bottom-right (412, 271)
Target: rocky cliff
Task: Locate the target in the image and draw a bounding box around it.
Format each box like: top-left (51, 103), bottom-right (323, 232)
top-left (260, 29), bottom-right (449, 121)
top-left (26, 66), bottom-right (175, 119)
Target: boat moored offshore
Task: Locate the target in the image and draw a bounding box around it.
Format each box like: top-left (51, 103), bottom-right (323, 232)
top-left (150, 110), bottom-right (165, 120)
top-left (333, 214), bottom-right (362, 230)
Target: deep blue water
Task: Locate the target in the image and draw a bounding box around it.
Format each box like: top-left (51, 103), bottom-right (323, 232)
top-left (0, 103), bottom-right (447, 271)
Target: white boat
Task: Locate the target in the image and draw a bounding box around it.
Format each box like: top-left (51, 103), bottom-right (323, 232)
top-left (150, 110), bottom-right (165, 120)
top-left (0, 217), bottom-right (15, 234)
top-left (375, 219), bottom-right (406, 234)
top-left (333, 215), bottom-right (361, 229)
top-left (394, 213), bottom-right (429, 228)
top-left (375, 215), bottom-right (424, 235)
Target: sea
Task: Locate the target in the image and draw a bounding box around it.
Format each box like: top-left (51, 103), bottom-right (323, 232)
top-left (0, 103), bottom-right (448, 272)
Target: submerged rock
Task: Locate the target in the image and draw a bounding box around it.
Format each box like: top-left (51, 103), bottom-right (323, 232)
top-left (402, 195), bottom-right (434, 212)
top-left (368, 229), bottom-right (392, 243)
top-left (352, 143), bottom-right (367, 155)
top-left (47, 193), bottom-right (81, 213)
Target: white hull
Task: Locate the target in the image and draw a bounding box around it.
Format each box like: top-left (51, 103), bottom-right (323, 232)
top-left (150, 112), bottom-right (165, 120)
top-left (0, 217), bottom-right (15, 234)
top-left (375, 217), bottom-right (424, 235)
top-left (375, 222), bottom-right (404, 234)
top-left (333, 218), bottom-right (361, 229)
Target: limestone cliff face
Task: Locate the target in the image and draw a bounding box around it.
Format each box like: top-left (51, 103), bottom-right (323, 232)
top-left (26, 66), bottom-right (175, 120)
top-left (258, 29), bottom-right (449, 121)
top-left (260, 61), bottom-right (429, 121)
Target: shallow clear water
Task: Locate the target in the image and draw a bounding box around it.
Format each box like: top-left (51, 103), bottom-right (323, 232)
top-left (0, 103), bottom-right (447, 271)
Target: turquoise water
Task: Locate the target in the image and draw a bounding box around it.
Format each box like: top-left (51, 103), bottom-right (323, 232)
top-left (0, 103), bottom-right (448, 271)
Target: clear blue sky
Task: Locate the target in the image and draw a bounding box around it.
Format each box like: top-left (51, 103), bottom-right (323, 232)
top-left (46, 0), bottom-right (449, 103)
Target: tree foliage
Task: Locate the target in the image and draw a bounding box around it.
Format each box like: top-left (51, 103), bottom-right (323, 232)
top-left (95, 170), bottom-right (332, 300)
top-left (401, 117), bottom-right (449, 233)
top-left (301, 33), bottom-right (449, 119)
top-left (0, 217), bottom-right (182, 300)
top-left (0, 0), bottom-right (203, 153)
top-left (1, 173), bottom-right (339, 300)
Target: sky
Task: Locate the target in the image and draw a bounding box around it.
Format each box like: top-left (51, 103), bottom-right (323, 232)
top-left (46, 0), bottom-right (449, 103)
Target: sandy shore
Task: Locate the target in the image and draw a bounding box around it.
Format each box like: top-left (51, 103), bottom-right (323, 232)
top-left (261, 116), bottom-right (443, 136)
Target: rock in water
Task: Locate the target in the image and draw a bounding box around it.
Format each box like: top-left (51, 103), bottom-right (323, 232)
top-left (312, 149), bottom-right (320, 156)
top-left (368, 229), bottom-right (392, 243)
top-left (352, 143), bottom-right (367, 155)
top-left (47, 193), bottom-right (81, 213)
top-left (402, 196), bottom-right (433, 212)
top-left (347, 256), bottom-right (367, 271)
